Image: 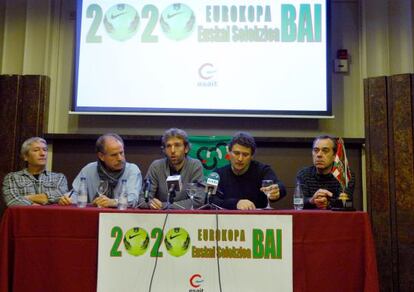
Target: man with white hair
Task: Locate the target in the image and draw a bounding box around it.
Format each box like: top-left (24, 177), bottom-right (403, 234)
top-left (2, 137), bottom-right (68, 206)
top-left (60, 133), bottom-right (142, 208)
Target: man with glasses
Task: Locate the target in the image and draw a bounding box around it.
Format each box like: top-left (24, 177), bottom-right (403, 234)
top-left (59, 133), bottom-right (142, 208)
top-left (138, 128), bottom-right (204, 209)
top-left (296, 135), bottom-right (355, 209)
top-left (210, 132), bottom-right (286, 210)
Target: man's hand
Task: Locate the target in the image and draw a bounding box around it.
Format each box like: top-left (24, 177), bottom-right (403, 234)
top-left (310, 189), bottom-right (333, 209)
top-left (149, 198), bottom-right (163, 210)
top-left (237, 199), bottom-right (256, 210)
top-left (93, 195), bottom-right (117, 208)
top-left (58, 195), bottom-right (72, 206)
top-left (260, 184), bottom-right (280, 201)
top-left (25, 193), bottom-right (48, 205)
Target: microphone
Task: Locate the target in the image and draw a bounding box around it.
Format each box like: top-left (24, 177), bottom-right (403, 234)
top-left (205, 172), bottom-right (220, 196)
top-left (166, 175), bottom-right (182, 193)
top-left (143, 178), bottom-right (151, 203)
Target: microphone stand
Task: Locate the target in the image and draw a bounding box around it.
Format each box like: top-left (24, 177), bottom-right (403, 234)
top-left (164, 187), bottom-right (185, 210)
top-left (136, 179), bottom-right (150, 208)
top-left (136, 195), bottom-right (149, 208)
top-left (198, 188), bottom-right (224, 210)
top-left (165, 189), bottom-right (176, 209)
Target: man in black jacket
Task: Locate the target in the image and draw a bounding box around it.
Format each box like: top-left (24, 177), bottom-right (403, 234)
top-left (210, 132), bottom-right (286, 210)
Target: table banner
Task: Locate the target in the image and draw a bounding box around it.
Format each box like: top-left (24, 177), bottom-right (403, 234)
top-left (97, 213), bottom-right (292, 292)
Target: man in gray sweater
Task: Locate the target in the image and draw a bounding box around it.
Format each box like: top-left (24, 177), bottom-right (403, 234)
top-left (138, 128), bottom-right (204, 209)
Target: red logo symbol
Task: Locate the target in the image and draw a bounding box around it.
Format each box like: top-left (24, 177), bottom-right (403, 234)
top-left (189, 274), bottom-right (203, 288)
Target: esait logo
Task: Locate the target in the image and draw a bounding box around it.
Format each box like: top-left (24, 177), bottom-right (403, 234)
top-left (189, 273), bottom-right (204, 291)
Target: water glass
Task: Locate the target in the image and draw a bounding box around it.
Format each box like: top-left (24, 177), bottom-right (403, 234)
top-left (186, 182), bottom-right (198, 210)
top-left (262, 179), bottom-right (274, 209)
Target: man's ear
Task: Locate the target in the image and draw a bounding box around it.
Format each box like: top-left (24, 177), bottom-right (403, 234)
top-left (97, 152), bottom-right (105, 162)
top-left (184, 145), bottom-right (189, 155)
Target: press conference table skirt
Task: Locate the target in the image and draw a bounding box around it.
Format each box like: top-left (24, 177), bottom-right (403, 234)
top-left (0, 206), bottom-right (379, 292)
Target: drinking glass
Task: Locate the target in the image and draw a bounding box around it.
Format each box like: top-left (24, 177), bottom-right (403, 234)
top-left (262, 179), bottom-right (274, 209)
top-left (186, 182), bottom-right (198, 210)
top-left (97, 180), bottom-right (108, 208)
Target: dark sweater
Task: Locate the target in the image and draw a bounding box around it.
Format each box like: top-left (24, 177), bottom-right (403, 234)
top-left (210, 160), bottom-right (286, 209)
top-left (296, 166), bottom-right (355, 209)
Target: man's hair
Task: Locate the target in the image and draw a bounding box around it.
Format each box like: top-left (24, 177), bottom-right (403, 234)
top-left (20, 137), bottom-right (47, 158)
top-left (161, 128), bottom-right (190, 150)
top-left (95, 133), bottom-right (124, 153)
top-left (313, 135), bottom-right (338, 154)
top-left (228, 132), bottom-right (256, 155)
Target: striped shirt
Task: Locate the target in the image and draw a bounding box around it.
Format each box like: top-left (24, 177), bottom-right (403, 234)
top-left (2, 169), bottom-right (68, 206)
top-left (296, 166), bottom-right (355, 209)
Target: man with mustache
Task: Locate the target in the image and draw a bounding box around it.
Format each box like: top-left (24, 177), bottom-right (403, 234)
top-left (2, 137), bottom-right (68, 206)
top-left (60, 133), bottom-right (141, 208)
top-left (296, 135), bottom-right (355, 209)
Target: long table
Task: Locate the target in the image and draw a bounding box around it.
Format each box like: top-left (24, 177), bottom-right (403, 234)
top-left (0, 206), bottom-right (379, 292)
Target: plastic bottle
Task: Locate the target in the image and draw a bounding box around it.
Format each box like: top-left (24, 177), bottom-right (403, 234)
top-left (117, 179), bottom-right (128, 210)
top-left (77, 177), bottom-right (88, 208)
top-left (293, 182), bottom-right (304, 210)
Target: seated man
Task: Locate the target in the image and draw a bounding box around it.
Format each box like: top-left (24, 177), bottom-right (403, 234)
top-left (210, 132), bottom-right (286, 210)
top-left (60, 133), bottom-right (141, 208)
top-left (2, 137), bottom-right (68, 206)
top-left (296, 135), bottom-right (355, 209)
top-left (138, 128), bottom-right (204, 209)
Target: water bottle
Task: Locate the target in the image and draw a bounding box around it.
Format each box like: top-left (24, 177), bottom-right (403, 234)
top-left (77, 177), bottom-right (88, 208)
top-left (117, 179), bottom-right (128, 210)
top-left (293, 182), bottom-right (304, 210)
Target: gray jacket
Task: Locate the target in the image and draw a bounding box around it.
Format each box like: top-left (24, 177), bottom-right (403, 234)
top-left (138, 157), bottom-right (204, 209)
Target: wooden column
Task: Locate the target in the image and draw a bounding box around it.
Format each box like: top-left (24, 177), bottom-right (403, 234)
top-left (364, 73), bottom-right (414, 292)
top-left (387, 74), bottom-right (414, 292)
top-left (0, 75), bottom-right (49, 217)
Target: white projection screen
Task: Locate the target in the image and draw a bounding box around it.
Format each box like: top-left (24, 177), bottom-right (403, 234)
top-left (73, 0), bottom-right (331, 117)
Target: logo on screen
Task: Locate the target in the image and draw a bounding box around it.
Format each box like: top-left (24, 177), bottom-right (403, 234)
top-left (198, 63), bottom-right (216, 80)
top-left (103, 4), bottom-right (140, 41)
top-left (160, 3), bottom-right (196, 41)
top-left (189, 274), bottom-right (204, 288)
top-left (197, 63), bottom-right (218, 87)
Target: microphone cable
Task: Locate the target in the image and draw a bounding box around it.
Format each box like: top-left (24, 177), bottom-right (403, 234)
top-left (215, 210), bottom-right (223, 292)
top-left (147, 211), bottom-right (169, 292)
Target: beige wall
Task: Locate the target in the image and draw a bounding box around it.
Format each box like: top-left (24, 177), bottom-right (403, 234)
top-left (0, 0), bottom-right (413, 137)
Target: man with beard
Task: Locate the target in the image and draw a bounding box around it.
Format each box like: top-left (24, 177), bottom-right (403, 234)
top-left (60, 133), bottom-right (141, 208)
top-left (138, 128), bottom-right (204, 209)
top-left (296, 135), bottom-right (355, 209)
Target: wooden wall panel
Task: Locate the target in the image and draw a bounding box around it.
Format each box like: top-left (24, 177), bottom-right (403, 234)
top-left (16, 75), bottom-right (49, 169)
top-left (0, 75), bottom-right (49, 218)
top-left (364, 76), bottom-right (393, 292)
top-left (387, 74), bottom-right (414, 292)
top-left (0, 75), bottom-right (20, 179)
top-left (365, 74), bottom-right (414, 292)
